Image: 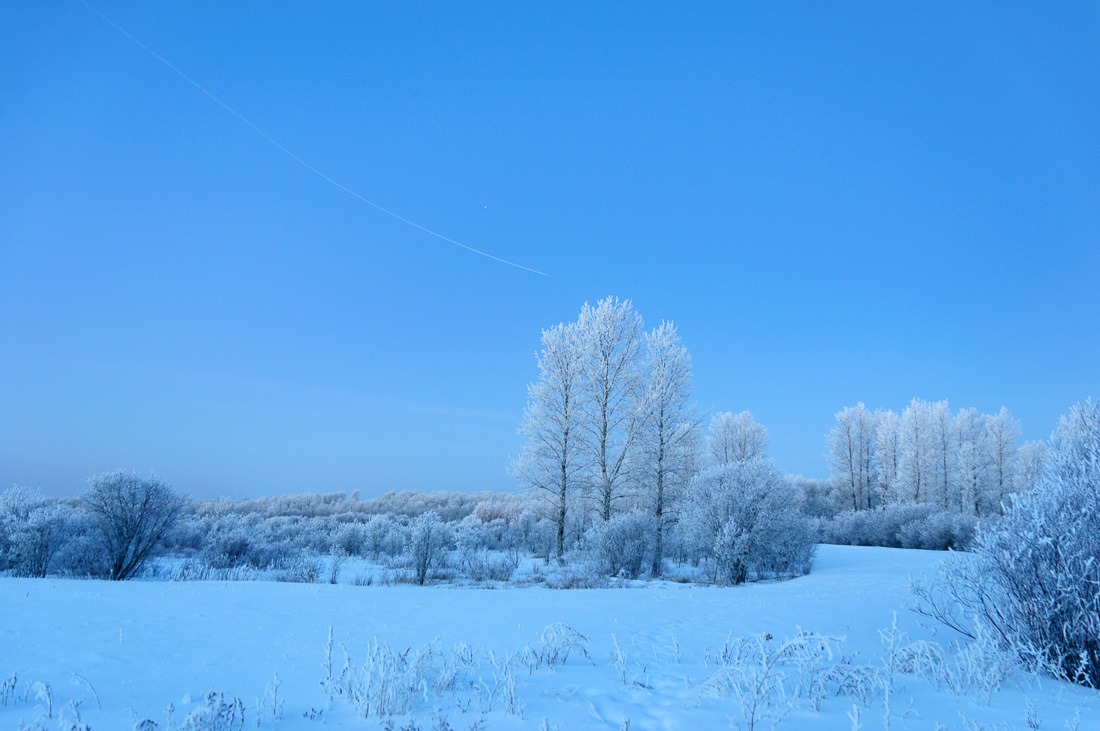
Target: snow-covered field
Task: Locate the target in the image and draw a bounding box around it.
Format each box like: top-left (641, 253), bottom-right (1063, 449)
top-left (2, 546), bottom-right (1096, 730)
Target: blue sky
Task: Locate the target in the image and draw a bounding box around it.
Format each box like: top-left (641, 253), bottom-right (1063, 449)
top-left (2, 2), bottom-right (1097, 499)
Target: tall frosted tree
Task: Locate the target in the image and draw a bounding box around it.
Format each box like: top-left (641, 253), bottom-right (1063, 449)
top-left (577, 296), bottom-right (646, 521)
top-left (874, 409), bottom-right (901, 507)
top-left (898, 399), bottom-right (936, 503)
top-left (705, 410), bottom-right (769, 466)
top-left (826, 403), bottom-right (878, 511)
top-left (985, 407), bottom-right (1021, 512)
top-left (928, 400), bottom-right (957, 510)
top-left (954, 407), bottom-right (991, 515)
top-left (637, 321), bottom-right (696, 576)
top-left (513, 322), bottom-right (587, 559)
top-left (1018, 439), bottom-right (1047, 493)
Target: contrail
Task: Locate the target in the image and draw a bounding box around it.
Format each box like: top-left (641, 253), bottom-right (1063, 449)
top-left (79, 0), bottom-right (550, 277)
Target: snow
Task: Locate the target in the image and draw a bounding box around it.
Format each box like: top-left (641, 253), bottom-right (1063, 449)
top-left (2, 545), bottom-right (1096, 729)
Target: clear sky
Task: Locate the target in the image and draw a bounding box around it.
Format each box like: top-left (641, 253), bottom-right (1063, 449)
top-left (2, 2), bottom-right (1097, 499)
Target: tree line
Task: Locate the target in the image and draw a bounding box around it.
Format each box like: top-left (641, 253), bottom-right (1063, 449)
top-left (826, 400), bottom-right (1044, 516)
top-left (512, 296), bottom-right (1055, 576)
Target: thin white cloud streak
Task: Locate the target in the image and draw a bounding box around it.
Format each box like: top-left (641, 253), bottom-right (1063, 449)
top-left (79, 0), bottom-right (550, 278)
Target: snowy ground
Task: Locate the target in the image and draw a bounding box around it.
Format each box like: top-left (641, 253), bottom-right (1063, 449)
top-left (2, 545), bottom-right (1096, 730)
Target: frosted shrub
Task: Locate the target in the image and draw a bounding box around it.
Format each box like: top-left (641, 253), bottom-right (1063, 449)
top-left (272, 555), bottom-right (319, 583)
top-left (82, 470), bottom-right (184, 581)
top-left (916, 400), bottom-right (1100, 688)
top-left (512, 509), bottom-right (556, 559)
top-left (193, 511), bottom-right (306, 571)
top-left (200, 520), bottom-right (258, 569)
top-left (685, 461), bottom-right (815, 585)
top-left (0, 489), bottom-right (74, 577)
top-left (454, 529), bottom-right (518, 582)
top-left (362, 514), bottom-right (406, 560)
top-left (407, 511), bottom-right (451, 586)
top-left (455, 512), bottom-right (518, 553)
top-left (897, 511), bottom-right (976, 551)
top-left (823, 504), bottom-right (976, 551)
top-left (542, 560), bottom-right (608, 589)
top-left (793, 475), bottom-right (844, 520)
top-left (472, 550), bottom-right (519, 582)
top-left (331, 522), bottom-right (370, 557)
top-left (50, 514), bottom-right (110, 579)
top-left (580, 512), bottom-right (655, 579)
top-left (326, 546), bottom-right (349, 584)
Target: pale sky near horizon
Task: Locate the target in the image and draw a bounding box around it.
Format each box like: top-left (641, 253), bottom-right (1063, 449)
top-left (2, 2), bottom-right (1097, 499)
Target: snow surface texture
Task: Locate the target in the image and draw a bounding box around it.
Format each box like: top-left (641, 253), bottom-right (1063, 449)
top-left (2, 546), bottom-right (1095, 730)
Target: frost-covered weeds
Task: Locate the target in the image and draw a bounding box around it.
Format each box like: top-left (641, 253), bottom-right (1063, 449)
top-left (527, 623), bottom-right (592, 669)
top-left (321, 624), bottom-right (591, 721)
top-left (179, 691), bottom-right (245, 731)
top-left (255, 673), bottom-right (284, 725)
top-left (3, 673), bottom-right (249, 731)
top-left (878, 614), bottom-right (1016, 706)
top-left (1, 673), bottom-right (17, 706)
top-left (0, 614), bottom-right (1060, 731)
top-left (700, 631), bottom-right (850, 729)
top-left (320, 619), bottom-right (1033, 728)
top-left (695, 620), bottom-right (1029, 731)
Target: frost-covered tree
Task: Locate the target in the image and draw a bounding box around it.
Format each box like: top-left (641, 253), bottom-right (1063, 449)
top-left (953, 407), bottom-right (991, 516)
top-left (705, 411), bottom-right (769, 466)
top-left (984, 407), bottom-right (1021, 511)
top-left (826, 403), bottom-right (878, 511)
top-left (1017, 439), bottom-right (1047, 492)
top-left (0, 487), bottom-right (73, 577)
top-left (874, 409), bottom-right (901, 507)
top-left (82, 470), bottom-right (183, 580)
top-left (917, 400), bottom-right (1100, 688)
top-left (927, 400), bottom-right (956, 510)
top-left (577, 296), bottom-right (646, 521)
top-left (513, 322), bottom-right (587, 559)
top-left (636, 321), bottom-right (697, 575)
top-left (898, 399), bottom-right (937, 503)
top-left (407, 510), bottom-right (450, 586)
top-left (683, 460), bottom-right (814, 585)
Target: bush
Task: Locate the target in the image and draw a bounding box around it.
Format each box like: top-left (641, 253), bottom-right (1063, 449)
top-left (453, 526), bottom-right (519, 582)
top-left (822, 504), bottom-right (977, 551)
top-left (361, 514), bottom-right (406, 560)
top-left (580, 512), bottom-right (655, 579)
top-left (684, 460), bottom-right (815, 585)
top-left (916, 400), bottom-right (1100, 688)
top-left (407, 511), bottom-right (451, 585)
top-left (331, 522), bottom-right (369, 557)
top-left (82, 470), bottom-right (184, 580)
top-left (273, 556), bottom-right (320, 584)
top-left (897, 510), bottom-right (976, 551)
top-left (0, 488), bottom-right (74, 577)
